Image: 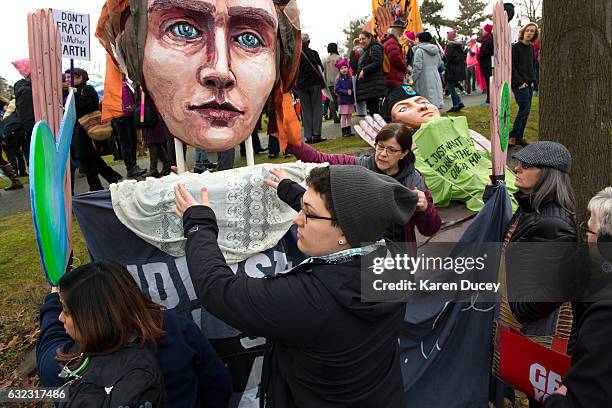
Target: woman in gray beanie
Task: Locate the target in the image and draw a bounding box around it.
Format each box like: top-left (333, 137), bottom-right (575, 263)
top-left (175, 165), bottom-right (418, 407)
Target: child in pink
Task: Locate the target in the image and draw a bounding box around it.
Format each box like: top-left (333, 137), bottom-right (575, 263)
top-left (334, 59), bottom-right (355, 137)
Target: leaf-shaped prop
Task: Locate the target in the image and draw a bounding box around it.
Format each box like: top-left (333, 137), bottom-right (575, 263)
top-left (29, 92), bottom-right (76, 285)
top-left (489, 0), bottom-right (512, 177)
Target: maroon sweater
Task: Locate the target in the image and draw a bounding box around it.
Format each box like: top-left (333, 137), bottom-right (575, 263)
top-left (382, 35), bottom-right (408, 87)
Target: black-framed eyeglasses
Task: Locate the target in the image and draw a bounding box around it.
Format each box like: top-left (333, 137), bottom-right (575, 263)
top-left (375, 143), bottom-right (402, 155)
top-left (300, 197), bottom-right (337, 224)
top-left (579, 221), bottom-right (596, 236)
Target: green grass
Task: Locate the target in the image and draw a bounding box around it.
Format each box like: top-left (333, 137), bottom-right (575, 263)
top-left (445, 96), bottom-right (540, 143)
top-left (0, 176), bottom-right (29, 190)
top-left (102, 154), bottom-right (124, 167)
top-left (0, 101), bottom-right (537, 388)
top-left (0, 213), bottom-right (89, 387)
top-left (234, 135), bottom-right (371, 168)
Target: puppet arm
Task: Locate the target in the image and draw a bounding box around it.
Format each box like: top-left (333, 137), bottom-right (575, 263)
top-left (287, 142), bottom-right (358, 165)
top-left (355, 115), bottom-right (387, 147)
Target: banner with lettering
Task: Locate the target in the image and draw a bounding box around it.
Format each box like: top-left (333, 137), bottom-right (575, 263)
top-left (72, 190), bottom-right (306, 408)
top-left (413, 116), bottom-right (517, 212)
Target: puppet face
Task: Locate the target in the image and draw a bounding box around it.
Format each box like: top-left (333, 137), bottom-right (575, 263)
top-left (391, 96), bottom-right (441, 128)
top-left (143, 0), bottom-right (278, 151)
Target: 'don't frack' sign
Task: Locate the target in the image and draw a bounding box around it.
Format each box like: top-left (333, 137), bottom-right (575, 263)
top-left (51, 9), bottom-right (90, 61)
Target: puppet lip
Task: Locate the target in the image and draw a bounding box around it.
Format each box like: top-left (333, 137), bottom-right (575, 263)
top-left (189, 100), bottom-right (244, 122)
top-left (420, 111), bottom-right (435, 117)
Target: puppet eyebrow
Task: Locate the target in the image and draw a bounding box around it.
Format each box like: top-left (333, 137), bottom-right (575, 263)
top-left (228, 6), bottom-right (278, 31)
top-left (148, 0), bottom-right (216, 15)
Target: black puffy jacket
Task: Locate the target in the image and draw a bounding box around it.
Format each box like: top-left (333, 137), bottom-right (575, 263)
top-left (544, 301), bottom-right (612, 408)
top-left (478, 34), bottom-right (494, 70)
top-left (70, 83), bottom-right (102, 159)
top-left (183, 204), bottom-right (404, 408)
top-left (444, 41), bottom-right (467, 81)
top-left (14, 79), bottom-right (35, 139)
top-left (356, 41), bottom-right (387, 101)
top-left (505, 191), bottom-right (577, 323)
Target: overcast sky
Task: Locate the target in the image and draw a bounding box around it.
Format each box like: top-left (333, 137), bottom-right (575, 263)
top-left (0, 0), bottom-right (480, 85)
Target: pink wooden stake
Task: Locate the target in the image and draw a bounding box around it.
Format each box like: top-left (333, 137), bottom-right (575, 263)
top-left (27, 8), bottom-right (72, 265)
top-left (140, 88), bottom-right (145, 123)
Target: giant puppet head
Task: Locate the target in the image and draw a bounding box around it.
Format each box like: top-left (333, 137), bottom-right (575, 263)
top-left (382, 85), bottom-right (441, 129)
top-left (97, 0), bottom-right (301, 151)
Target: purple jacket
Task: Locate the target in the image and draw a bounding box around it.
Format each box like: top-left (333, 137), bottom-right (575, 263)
top-left (122, 81), bottom-right (136, 116)
top-left (334, 75), bottom-right (355, 105)
top-left (288, 142), bottom-right (441, 245)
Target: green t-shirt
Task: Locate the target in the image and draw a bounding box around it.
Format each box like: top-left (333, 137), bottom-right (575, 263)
top-left (413, 116), bottom-right (517, 212)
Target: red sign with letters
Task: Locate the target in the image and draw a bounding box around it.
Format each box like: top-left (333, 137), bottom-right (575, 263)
top-left (497, 327), bottom-right (572, 402)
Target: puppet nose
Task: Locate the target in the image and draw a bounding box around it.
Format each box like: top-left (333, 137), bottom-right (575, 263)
top-left (201, 73), bottom-right (235, 90)
top-left (199, 27), bottom-right (236, 90)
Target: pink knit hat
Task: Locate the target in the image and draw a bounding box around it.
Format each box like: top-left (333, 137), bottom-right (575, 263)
top-left (447, 30), bottom-right (457, 41)
top-left (335, 58), bottom-right (349, 69)
top-left (12, 58), bottom-right (31, 78)
top-left (403, 31), bottom-right (416, 42)
top-left (483, 24), bottom-right (493, 33)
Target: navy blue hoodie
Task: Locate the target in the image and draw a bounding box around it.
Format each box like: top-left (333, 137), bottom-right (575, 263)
top-left (36, 293), bottom-right (232, 407)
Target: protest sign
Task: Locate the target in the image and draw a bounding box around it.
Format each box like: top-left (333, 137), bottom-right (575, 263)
top-left (51, 9), bottom-right (90, 60)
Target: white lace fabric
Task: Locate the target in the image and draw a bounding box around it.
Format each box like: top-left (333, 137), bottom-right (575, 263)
top-left (110, 162), bottom-right (325, 263)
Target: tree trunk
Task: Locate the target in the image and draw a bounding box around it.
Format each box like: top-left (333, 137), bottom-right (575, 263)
top-left (540, 0), bottom-right (612, 224)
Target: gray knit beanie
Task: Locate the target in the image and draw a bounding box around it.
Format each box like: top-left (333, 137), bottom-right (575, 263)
top-left (329, 165), bottom-right (418, 248)
top-left (512, 141), bottom-right (572, 173)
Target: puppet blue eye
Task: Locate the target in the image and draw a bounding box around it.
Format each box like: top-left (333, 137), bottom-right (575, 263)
top-left (169, 23), bottom-right (200, 39)
top-left (236, 33), bottom-right (262, 48)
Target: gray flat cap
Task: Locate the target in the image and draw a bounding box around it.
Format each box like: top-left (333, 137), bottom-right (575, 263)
top-left (329, 165), bottom-right (418, 248)
top-left (512, 141), bottom-right (572, 173)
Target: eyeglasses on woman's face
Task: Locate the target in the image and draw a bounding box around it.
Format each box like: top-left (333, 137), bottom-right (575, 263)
top-left (375, 143), bottom-right (402, 155)
top-left (300, 197), bottom-right (337, 224)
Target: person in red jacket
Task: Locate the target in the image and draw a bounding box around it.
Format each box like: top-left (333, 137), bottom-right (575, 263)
top-left (382, 19), bottom-right (408, 92)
